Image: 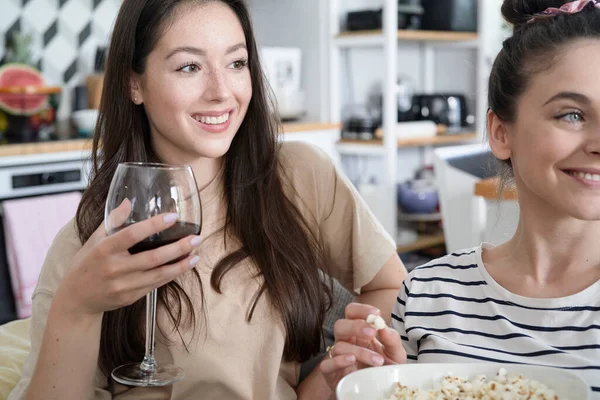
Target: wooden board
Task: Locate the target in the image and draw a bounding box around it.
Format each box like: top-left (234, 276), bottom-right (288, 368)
top-left (397, 233), bottom-right (445, 253)
top-left (474, 177), bottom-right (518, 201)
top-left (281, 122), bottom-right (341, 133)
top-left (336, 29), bottom-right (478, 42)
top-left (0, 122), bottom-right (341, 157)
top-left (0, 86), bottom-right (62, 94)
top-left (338, 132), bottom-right (477, 148)
top-left (0, 139), bottom-right (92, 157)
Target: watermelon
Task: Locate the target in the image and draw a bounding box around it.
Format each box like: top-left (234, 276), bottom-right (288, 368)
top-left (0, 63), bottom-right (48, 116)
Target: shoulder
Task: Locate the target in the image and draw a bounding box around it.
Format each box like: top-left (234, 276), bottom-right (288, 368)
top-left (35, 218), bottom-right (84, 295)
top-left (277, 141), bottom-right (338, 213)
top-left (278, 140), bottom-right (335, 173)
top-left (405, 246), bottom-right (481, 289)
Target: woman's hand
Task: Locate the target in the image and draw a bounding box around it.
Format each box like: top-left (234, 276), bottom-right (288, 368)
top-left (319, 303), bottom-right (406, 393)
top-left (55, 199), bottom-right (202, 317)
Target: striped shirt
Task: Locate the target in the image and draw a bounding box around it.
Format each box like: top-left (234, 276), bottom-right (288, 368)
top-left (391, 244), bottom-right (600, 397)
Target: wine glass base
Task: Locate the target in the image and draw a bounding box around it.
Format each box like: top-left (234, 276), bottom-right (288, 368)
top-left (111, 363), bottom-right (184, 387)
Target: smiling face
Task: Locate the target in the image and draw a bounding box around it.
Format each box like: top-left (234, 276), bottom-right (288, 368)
top-left (131, 1), bottom-right (252, 164)
top-left (489, 39), bottom-right (600, 220)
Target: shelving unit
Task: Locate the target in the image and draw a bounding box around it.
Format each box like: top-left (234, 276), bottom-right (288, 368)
top-left (328, 0), bottom-right (496, 252)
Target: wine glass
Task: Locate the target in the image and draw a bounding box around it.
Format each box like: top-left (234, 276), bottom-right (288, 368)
top-left (104, 162), bottom-right (202, 387)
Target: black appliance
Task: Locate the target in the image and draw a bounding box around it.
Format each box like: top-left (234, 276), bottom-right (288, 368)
top-left (346, 4), bottom-right (424, 31)
top-left (411, 94), bottom-right (472, 130)
top-left (421, 0), bottom-right (477, 32)
top-left (0, 155), bottom-right (90, 325)
top-left (0, 216), bottom-right (16, 325)
top-left (341, 116), bottom-right (380, 141)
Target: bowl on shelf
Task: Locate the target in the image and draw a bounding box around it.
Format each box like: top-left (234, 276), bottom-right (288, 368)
top-left (71, 109), bottom-right (98, 137)
top-left (397, 179), bottom-right (439, 214)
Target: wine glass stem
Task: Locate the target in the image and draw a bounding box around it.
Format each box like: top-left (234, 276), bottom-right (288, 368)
top-left (140, 288), bottom-right (158, 373)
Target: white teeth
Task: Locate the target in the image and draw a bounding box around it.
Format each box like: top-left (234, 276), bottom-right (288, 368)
top-left (196, 112), bottom-right (230, 125)
top-left (569, 171), bottom-right (600, 181)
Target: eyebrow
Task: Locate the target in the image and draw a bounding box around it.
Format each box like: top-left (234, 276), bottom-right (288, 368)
top-left (543, 91), bottom-right (591, 106)
top-left (165, 43), bottom-right (247, 59)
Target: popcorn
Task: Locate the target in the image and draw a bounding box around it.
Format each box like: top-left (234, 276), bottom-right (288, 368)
top-left (366, 314), bottom-right (386, 330)
top-left (385, 369), bottom-right (565, 400)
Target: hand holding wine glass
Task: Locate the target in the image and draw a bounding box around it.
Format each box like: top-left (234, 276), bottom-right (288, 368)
top-left (58, 198), bottom-right (202, 316)
top-left (103, 162), bottom-right (202, 386)
top-left (56, 162), bottom-right (201, 388)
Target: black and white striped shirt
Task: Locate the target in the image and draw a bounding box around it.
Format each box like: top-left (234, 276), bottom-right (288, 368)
top-left (391, 244), bottom-right (600, 397)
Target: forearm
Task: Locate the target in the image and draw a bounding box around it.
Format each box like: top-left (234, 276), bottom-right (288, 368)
top-left (355, 254), bottom-right (406, 325)
top-left (296, 364), bottom-right (332, 400)
top-left (26, 293), bottom-right (103, 400)
top-left (355, 288), bottom-right (399, 324)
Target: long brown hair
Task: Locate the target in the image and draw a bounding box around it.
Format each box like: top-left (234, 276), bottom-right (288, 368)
top-left (76, 0), bottom-right (332, 378)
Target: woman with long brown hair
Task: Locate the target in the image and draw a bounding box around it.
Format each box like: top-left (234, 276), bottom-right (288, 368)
top-left (8, 0), bottom-right (406, 399)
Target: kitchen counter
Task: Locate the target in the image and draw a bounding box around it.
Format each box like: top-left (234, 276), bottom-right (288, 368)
top-left (0, 122), bottom-right (342, 157)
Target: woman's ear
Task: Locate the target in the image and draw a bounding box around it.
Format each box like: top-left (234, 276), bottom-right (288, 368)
top-left (487, 109), bottom-right (512, 161)
top-left (130, 73), bottom-right (143, 105)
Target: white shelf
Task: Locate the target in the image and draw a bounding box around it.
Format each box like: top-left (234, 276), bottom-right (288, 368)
top-left (336, 142), bottom-right (386, 156)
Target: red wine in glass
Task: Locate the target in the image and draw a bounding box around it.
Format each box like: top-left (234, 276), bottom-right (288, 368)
top-left (126, 222), bottom-right (201, 263)
top-left (105, 162), bottom-right (201, 387)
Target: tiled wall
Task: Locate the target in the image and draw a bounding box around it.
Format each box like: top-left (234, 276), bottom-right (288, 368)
top-left (0, 0), bottom-right (120, 86)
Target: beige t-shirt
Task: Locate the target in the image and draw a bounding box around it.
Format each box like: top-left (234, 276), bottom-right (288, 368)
top-left (9, 141), bottom-right (396, 400)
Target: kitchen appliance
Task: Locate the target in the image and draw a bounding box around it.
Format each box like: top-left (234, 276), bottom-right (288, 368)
top-left (0, 150), bottom-right (91, 324)
top-left (341, 116), bottom-right (379, 141)
top-left (396, 76), bottom-right (415, 122)
top-left (421, 0), bottom-right (478, 32)
top-left (346, 3), bottom-right (424, 31)
top-left (411, 93), bottom-right (473, 131)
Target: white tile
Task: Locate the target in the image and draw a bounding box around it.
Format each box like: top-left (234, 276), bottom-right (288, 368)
top-left (0, 0), bottom-right (20, 32)
top-left (59, 0), bottom-right (92, 35)
top-left (78, 36), bottom-right (99, 75)
top-left (40, 61), bottom-right (63, 86)
top-left (42, 35), bottom-right (77, 72)
top-left (92, 0), bottom-right (119, 41)
top-left (79, 0), bottom-right (93, 10)
top-left (22, 0), bottom-right (59, 34)
top-left (6, 0), bottom-right (22, 8)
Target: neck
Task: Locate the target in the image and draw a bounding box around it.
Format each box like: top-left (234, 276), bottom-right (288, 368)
top-left (186, 156), bottom-right (223, 191)
top-left (152, 143), bottom-right (223, 191)
top-left (499, 186), bottom-right (600, 284)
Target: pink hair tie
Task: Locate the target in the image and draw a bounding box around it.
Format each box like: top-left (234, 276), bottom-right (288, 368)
top-left (528, 0), bottom-right (600, 23)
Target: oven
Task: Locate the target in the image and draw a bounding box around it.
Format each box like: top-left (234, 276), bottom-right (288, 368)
top-left (0, 150), bottom-right (91, 324)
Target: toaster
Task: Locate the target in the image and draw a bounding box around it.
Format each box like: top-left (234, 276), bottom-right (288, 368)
top-left (411, 94), bottom-right (473, 130)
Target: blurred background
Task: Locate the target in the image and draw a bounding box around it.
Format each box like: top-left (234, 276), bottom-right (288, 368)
top-left (0, 0), bottom-right (519, 325)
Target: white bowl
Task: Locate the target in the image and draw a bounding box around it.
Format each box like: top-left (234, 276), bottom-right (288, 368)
top-left (71, 109), bottom-right (98, 135)
top-left (336, 363), bottom-right (590, 400)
